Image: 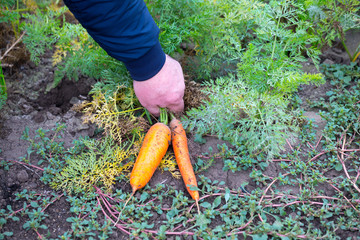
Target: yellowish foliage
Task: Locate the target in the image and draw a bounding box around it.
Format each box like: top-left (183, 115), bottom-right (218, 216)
top-left (22, 0), bottom-right (37, 10)
top-left (51, 136), bottom-right (137, 194)
top-left (47, 1), bottom-right (62, 11)
top-left (52, 45), bottom-right (67, 66)
top-left (73, 88), bottom-right (146, 143)
top-left (23, 0), bottom-right (61, 10)
top-left (159, 153), bottom-right (181, 179)
top-left (52, 38), bottom-right (83, 66)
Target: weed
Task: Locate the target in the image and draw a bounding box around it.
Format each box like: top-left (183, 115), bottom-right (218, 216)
top-left (312, 63), bottom-right (360, 144)
top-left (0, 0), bottom-right (23, 38)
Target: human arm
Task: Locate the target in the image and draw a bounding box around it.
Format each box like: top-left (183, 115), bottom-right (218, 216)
top-left (63, 0), bottom-right (185, 115)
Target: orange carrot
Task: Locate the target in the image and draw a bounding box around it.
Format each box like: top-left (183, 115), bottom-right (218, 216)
top-left (170, 117), bottom-right (200, 214)
top-left (130, 122), bottom-right (171, 193)
top-left (114, 110), bottom-right (171, 226)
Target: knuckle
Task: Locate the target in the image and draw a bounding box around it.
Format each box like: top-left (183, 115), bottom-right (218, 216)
top-left (166, 94), bottom-right (183, 105)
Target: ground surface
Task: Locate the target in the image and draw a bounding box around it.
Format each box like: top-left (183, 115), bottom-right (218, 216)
top-left (0, 29), bottom-right (359, 239)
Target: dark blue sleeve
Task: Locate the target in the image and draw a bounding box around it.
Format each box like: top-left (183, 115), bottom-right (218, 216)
top-left (63, 0), bottom-right (166, 81)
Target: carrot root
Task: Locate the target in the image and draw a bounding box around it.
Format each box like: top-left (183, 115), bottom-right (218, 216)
top-left (130, 122), bottom-right (171, 191)
top-left (170, 117), bottom-right (200, 211)
top-left (196, 200), bottom-right (201, 215)
top-left (114, 191), bottom-right (135, 226)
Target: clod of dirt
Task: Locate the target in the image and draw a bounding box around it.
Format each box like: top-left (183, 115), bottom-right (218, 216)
top-left (17, 170), bottom-right (29, 183)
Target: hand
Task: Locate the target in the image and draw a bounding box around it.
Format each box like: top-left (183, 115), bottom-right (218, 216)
top-left (133, 55), bottom-right (185, 116)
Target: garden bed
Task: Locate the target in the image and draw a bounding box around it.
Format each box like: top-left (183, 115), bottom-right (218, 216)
top-left (1, 1), bottom-right (360, 239)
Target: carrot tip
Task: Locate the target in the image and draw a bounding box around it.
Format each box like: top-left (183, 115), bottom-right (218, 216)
top-left (132, 186), bottom-right (137, 195)
top-left (196, 200), bottom-right (201, 215)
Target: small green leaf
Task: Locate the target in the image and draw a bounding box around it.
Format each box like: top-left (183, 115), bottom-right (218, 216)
top-left (194, 134), bottom-right (206, 144)
top-left (0, 218), bottom-right (6, 225)
top-left (140, 192), bottom-right (149, 202)
top-left (200, 202), bottom-right (211, 208)
top-left (213, 225), bottom-right (223, 232)
top-left (30, 201), bottom-right (39, 208)
top-left (252, 234), bottom-right (268, 240)
top-left (212, 196), bottom-right (222, 209)
top-left (272, 220), bottom-right (283, 230)
top-left (196, 214), bottom-right (211, 226)
top-left (188, 184), bottom-right (200, 191)
top-left (3, 232), bottom-right (13, 237)
top-left (346, 209), bottom-right (353, 217)
top-left (326, 91), bottom-right (334, 96)
top-left (335, 163), bottom-right (343, 171)
top-left (39, 224), bottom-right (48, 229)
top-left (158, 225), bottom-right (167, 236)
top-left (23, 222), bottom-right (30, 230)
top-left (224, 188), bottom-right (230, 203)
top-left (280, 237), bottom-right (290, 240)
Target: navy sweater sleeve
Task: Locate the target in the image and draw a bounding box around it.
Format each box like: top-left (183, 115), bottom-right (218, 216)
top-left (63, 0), bottom-right (166, 81)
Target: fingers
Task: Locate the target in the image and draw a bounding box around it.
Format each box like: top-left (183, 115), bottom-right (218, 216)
top-left (144, 98), bottom-right (184, 117)
top-left (133, 54), bottom-right (186, 118)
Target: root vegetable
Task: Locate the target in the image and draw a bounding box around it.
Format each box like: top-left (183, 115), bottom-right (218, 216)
top-left (170, 117), bottom-right (200, 214)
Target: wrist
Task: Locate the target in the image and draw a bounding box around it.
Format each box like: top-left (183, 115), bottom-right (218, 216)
top-left (124, 41), bottom-right (166, 81)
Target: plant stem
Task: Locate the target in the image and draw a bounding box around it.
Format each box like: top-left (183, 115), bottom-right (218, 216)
top-left (0, 64), bottom-right (7, 100)
top-left (144, 109), bottom-right (153, 125)
top-left (159, 108), bottom-right (168, 125)
top-left (352, 50), bottom-right (360, 62)
top-left (5, 158), bottom-right (44, 171)
top-left (341, 38), bottom-right (353, 61)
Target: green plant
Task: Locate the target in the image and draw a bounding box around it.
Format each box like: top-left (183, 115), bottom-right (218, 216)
top-left (21, 7), bottom-right (65, 65)
top-left (20, 123), bottom-right (67, 179)
top-left (147, 0), bottom-right (256, 79)
top-left (0, 64), bottom-right (6, 110)
top-left (6, 119), bottom-right (360, 239)
top-left (20, 6), bottom-right (133, 90)
top-left (312, 63), bottom-right (360, 144)
top-left (183, 77), bottom-right (305, 159)
top-left (0, 0), bottom-right (22, 38)
top-left (0, 205), bottom-right (19, 240)
top-left (304, 0), bottom-right (360, 61)
top-left (1, 0), bottom-right (62, 38)
top-left (182, 0), bottom-right (325, 159)
top-left (238, 0), bottom-right (324, 93)
top-left (65, 193), bottom-right (113, 239)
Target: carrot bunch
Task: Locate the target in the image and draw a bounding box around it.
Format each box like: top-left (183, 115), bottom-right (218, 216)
top-left (115, 109), bottom-right (200, 225)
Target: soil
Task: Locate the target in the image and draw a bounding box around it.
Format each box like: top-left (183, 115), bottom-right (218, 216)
top-left (0, 23), bottom-right (359, 239)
